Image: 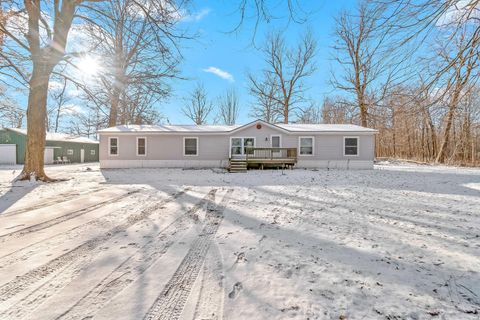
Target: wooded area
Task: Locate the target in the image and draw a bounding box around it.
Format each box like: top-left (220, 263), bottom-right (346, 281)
top-left (0, 0), bottom-right (479, 180)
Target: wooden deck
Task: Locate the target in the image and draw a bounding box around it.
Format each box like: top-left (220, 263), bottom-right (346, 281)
top-left (229, 148), bottom-right (297, 171)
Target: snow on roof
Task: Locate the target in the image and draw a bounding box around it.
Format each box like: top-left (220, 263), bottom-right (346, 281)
top-left (7, 128), bottom-right (99, 144)
top-left (277, 123), bottom-right (377, 132)
top-left (98, 124), bottom-right (241, 133)
top-left (98, 121), bottom-right (377, 134)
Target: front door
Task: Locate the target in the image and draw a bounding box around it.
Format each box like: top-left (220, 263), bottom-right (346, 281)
top-left (230, 138), bottom-right (255, 158)
top-left (80, 149), bottom-right (85, 163)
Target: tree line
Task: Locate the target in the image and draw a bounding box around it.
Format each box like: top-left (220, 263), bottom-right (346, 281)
top-left (0, 0), bottom-right (479, 180)
top-left (247, 0), bottom-right (480, 166)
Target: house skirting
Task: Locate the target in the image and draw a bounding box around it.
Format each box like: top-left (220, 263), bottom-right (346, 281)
top-left (296, 160), bottom-right (373, 169)
top-left (100, 159), bottom-right (373, 170)
top-left (100, 159), bottom-right (230, 169)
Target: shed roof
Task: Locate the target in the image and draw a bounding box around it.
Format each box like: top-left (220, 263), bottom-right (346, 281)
top-left (6, 128), bottom-right (99, 144)
top-left (98, 120), bottom-right (377, 134)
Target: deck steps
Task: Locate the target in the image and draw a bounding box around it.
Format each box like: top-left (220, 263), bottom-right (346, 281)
top-left (229, 159), bottom-right (247, 173)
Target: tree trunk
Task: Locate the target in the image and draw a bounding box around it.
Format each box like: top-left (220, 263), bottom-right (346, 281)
top-left (359, 99), bottom-right (368, 127)
top-left (55, 106), bottom-right (61, 133)
top-left (109, 90), bottom-right (120, 127)
top-left (108, 68), bottom-right (125, 127)
top-left (20, 65), bottom-right (53, 181)
top-left (436, 96), bottom-right (459, 163)
top-left (283, 103), bottom-right (289, 124)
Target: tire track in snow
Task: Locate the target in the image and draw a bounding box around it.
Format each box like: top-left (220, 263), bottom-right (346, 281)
top-left (192, 241), bottom-right (225, 320)
top-left (0, 188), bottom-right (188, 305)
top-left (2, 189), bottom-right (218, 320)
top-left (0, 190), bottom-right (148, 265)
top-left (143, 188), bottom-right (233, 320)
top-left (0, 190), bottom-right (139, 242)
top-left (0, 187), bottom-right (106, 217)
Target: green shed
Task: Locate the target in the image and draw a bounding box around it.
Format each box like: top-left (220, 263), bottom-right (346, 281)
top-left (0, 128), bottom-right (99, 164)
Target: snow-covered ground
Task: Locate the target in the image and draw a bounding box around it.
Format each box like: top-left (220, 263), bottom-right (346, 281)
top-left (0, 163), bottom-right (479, 320)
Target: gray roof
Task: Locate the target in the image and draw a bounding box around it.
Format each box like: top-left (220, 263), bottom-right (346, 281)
top-left (98, 120), bottom-right (377, 134)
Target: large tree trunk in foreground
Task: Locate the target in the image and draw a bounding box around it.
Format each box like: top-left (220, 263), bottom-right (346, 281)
top-left (20, 65), bottom-right (53, 181)
top-left (17, 0), bottom-right (77, 181)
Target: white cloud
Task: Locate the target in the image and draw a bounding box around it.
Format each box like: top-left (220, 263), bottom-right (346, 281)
top-left (182, 8), bottom-right (211, 22)
top-left (437, 0), bottom-right (480, 26)
top-left (203, 66), bottom-right (234, 82)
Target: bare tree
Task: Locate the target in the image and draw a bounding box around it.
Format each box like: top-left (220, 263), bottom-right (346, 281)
top-left (248, 31), bottom-right (317, 124)
top-left (375, 0), bottom-right (480, 94)
top-left (182, 83), bottom-right (213, 125)
top-left (321, 96), bottom-right (356, 124)
top-left (435, 26), bottom-right (480, 163)
top-left (233, 0), bottom-right (310, 40)
top-left (248, 73), bottom-right (282, 123)
top-left (0, 0), bottom-right (105, 181)
top-left (47, 76), bottom-right (70, 133)
top-left (331, 1), bottom-right (399, 128)
top-left (295, 102), bottom-right (321, 124)
top-left (0, 87), bottom-right (24, 128)
top-left (68, 108), bottom-right (100, 139)
top-left (78, 0), bottom-right (183, 127)
top-left (217, 88), bottom-right (240, 125)
top-left (0, 0), bottom-right (186, 180)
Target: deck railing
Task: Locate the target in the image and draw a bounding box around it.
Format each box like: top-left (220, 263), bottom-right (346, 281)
top-left (244, 147), bottom-right (297, 161)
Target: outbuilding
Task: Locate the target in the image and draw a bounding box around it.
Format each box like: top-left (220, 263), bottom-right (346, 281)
top-left (98, 120), bottom-right (377, 171)
top-left (0, 128), bottom-right (99, 165)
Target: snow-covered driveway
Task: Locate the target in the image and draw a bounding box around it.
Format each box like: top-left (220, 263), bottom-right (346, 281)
top-left (0, 163), bottom-right (479, 320)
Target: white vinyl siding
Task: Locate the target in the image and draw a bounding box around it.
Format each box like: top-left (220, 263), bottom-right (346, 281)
top-left (299, 136), bottom-right (314, 156)
top-left (183, 137), bottom-right (198, 156)
top-left (344, 137), bottom-right (359, 156)
top-left (109, 137), bottom-right (119, 156)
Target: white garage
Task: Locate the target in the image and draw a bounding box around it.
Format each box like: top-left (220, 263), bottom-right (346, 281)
top-left (0, 144), bottom-right (16, 165)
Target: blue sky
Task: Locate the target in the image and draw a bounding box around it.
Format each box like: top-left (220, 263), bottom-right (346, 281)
top-left (162, 0), bottom-right (355, 124)
top-left (1, 0), bottom-right (356, 129)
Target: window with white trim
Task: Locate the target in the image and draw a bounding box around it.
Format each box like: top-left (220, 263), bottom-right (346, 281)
top-left (90, 149), bottom-right (96, 155)
top-left (184, 137), bottom-right (198, 156)
top-left (66, 149), bottom-right (73, 155)
top-left (137, 137), bottom-right (146, 156)
top-left (299, 137), bottom-right (313, 155)
top-left (344, 137), bottom-right (359, 156)
top-left (109, 137), bottom-right (118, 155)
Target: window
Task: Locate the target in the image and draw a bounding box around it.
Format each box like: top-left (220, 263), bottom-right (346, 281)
top-left (109, 137), bottom-right (118, 156)
top-left (244, 138), bottom-right (255, 155)
top-left (184, 137), bottom-right (198, 156)
top-left (344, 137), bottom-right (359, 156)
top-left (67, 149), bottom-right (73, 155)
top-left (231, 138), bottom-right (242, 155)
top-left (137, 137), bottom-right (146, 156)
top-left (230, 137), bottom-right (255, 156)
top-left (90, 149), bottom-right (96, 155)
top-left (271, 135), bottom-right (281, 148)
top-left (299, 137), bottom-right (314, 155)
